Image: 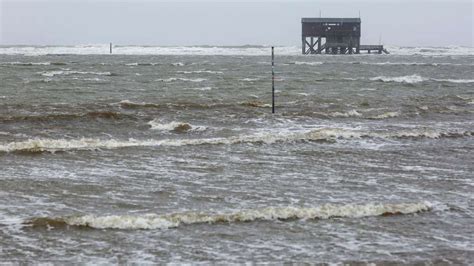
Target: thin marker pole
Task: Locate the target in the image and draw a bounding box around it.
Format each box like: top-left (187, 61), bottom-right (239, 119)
top-left (272, 46), bottom-right (275, 114)
top-left (110, 42), bottom-right (112, 54)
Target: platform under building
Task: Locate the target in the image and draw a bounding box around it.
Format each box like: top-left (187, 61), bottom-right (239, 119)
top-left (302, 17), bottom-right (389, 55)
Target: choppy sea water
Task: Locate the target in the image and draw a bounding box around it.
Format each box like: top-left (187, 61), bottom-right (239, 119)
top-left (0, 45), bottom-right (473, 264)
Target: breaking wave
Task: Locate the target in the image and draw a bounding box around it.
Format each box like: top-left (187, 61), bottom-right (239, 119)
top-left (293, 61), bottom-right (324, 66)
top-left (385, 45), bottom-right (474, 56)
top-left (25, 202), bottom-right (432, 230)
top-left (330, 110), bottom-right (362, 118)
top-left (177, 70), bottom-right (223, 74)
top-left (0, 111), bottom-right (127, 123)
top-left (118, 100), bottom-right (228, 110)
top-left (118, 100), bottom-right (160, 109)
top-left (240, 78), bottom-right (261, 82)
top-left (0, 45), bottom-right (472, 56)
top-left (157, 77), bottom-right (207, 83)
top-left (432, 78), bottom-right (474, 84)
top-left (370, 75), bottom-right (427, 84)
top-left (0, 62), bottom-right (68, 66)
top-left (147, 120), bottom-right (207, 133)
top-left (370, 111), bottom-right (400, 119)
top-left (1, 128), bottom-right (472, 154)
top-left (125, 62), bottom-right (159, 66)
top-left (40, 70), bottom-right (113, 77)
top-left (370, 75), bottom-right (474, 84)
top-left (354, 62), bottom-right (472, 67)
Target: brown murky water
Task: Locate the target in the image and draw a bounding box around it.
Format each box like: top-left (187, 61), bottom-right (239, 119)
top-left (0, 46), bottom-right (473, 263)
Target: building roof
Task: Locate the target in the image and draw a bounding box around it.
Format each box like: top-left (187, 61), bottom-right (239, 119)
top-left (302, 18), bottom-right (361, 23)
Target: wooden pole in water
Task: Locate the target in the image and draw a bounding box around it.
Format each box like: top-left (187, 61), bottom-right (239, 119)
top-left (272, 46), bottom-right (275, 114)
top-left (110, 43), bottom-right (112, 54)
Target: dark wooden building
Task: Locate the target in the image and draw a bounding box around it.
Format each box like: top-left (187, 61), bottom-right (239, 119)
top-left (302, 17), bottom-right (388, 55)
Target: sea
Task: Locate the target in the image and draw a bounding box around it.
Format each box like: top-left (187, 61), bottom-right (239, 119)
top-left (0, 44), bottom-right (473, 264)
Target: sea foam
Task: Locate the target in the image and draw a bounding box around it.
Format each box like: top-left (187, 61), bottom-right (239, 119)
top-left (40, 70), bottom-right (112, 77)
top-left (1, 128), bottom-right (471, 154)
top-left (1, 45), bottom-right (472, 56)
top-left (370, 74), bottom-right (427, 84)
top-left (370, 111), bottom-right (400, 119)
top-left (330, 110), bottom-right (362, 118)
top-left (157, 78), bottom-right (207, 83)
top-left (25, 202), bottom-right (432, 230)
top-left (177, 70), bottom-right (224, 74)
top-left (370, 75), bottom-right (474, 84)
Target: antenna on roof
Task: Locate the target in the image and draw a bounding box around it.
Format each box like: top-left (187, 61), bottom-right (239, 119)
top-left (319, 10), bottom-right (322, 18)
top-left (359, 11), bottom-right (361, 18)
top-left (379, 34), bottom-right (382, 45)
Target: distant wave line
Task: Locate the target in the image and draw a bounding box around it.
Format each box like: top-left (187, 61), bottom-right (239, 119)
top-left (0, 45), bottom-right (472, 56)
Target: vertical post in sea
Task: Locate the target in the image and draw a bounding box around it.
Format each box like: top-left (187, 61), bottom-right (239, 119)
top-left (110, 43), bottom-right (112, 54)
top-left (272, 46), bottom-right (275, 114)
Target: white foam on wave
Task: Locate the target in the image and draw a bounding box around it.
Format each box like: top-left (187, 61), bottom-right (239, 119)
top-left (147, 120), bottom-right (207, 132)
top-left (240, 78), bottom-right (261, 82)
top-left (157, 77), bottom-right (207, 83)
top-left (330, 110), bottom-right (362, 118)
top-left (0, 44), bottom-right (472, 56)
top-left (71, 77), bottom-right (106, 82)
top-left (357, 61), bottom-right (471, 67)
top-left (177, 70), bottom-right (224, 74)
top-left (370, 75), bottom-right (474, 84)
top-left (385, 45), bottom-right (474, 56)
top-left (30, 202), bottom-right (432, 230)
top-left (370, 111), bottom-right (400, 119)
top-left (432, 79), bottom-right (474, 84)
top-left (370, 74), bottom-right (427, 84)
top-left (1, 61), bottom-right (51, 66)
top-left (293, 61), bottom-right (324, 66)
top-left (40, 70), bottom-right (112, 77)
top-left (125, 62), bottom-right (160, 66)
top-left (1, 127), bottom-right (471, 153)
top-left (0, 45), bottom-right (300, 56)
top-left (118, 99), bottom-right (139, 105)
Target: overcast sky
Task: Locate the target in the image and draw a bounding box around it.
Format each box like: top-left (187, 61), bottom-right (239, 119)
top-left (0, 0), bottom-right (472, 46)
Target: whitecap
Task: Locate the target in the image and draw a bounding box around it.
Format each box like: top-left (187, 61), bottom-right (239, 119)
top-left (330, 110), bottom-right (362, 118)
top-left (370, 74), bottom-right (426, 84)
top-left (432, 78), bottom-right (474, 84)
top-left (1, 61), bottom-right (51, 66)
top-left (293, 61), bottom-right (324, 66)
top-left (370, 111), bottom-right (400, 119)
top-left (240, 78), bottom-right (261, 82)
top-left (177, 70), bottom-right (223, 74)
top-left (157, 78), bottom-right (207, 83)
top-left (26, 202), bottom-right (433, 230)
top-left (1, 127), bottom-right (471, 153)
top-left (40, 70), bottom-right (112, 77)
top-left (0, 45), bottom-right (472, 56)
